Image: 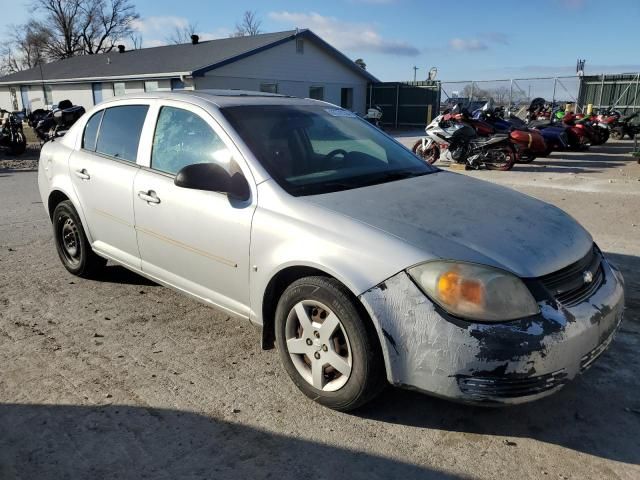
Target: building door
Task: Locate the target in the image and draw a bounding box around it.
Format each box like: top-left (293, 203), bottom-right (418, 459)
top-left (92, 83), bottom-right (103, 105)
top-left (20, 86), bottom-right (30, 112)
top-left (341, 88), bottom-right (353, 110)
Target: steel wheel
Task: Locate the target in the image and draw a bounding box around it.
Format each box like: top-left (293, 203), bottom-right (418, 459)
top-left (59, 216), bottom-right (82, 266)
top-left (52, 200), bottom-right (106, 277)
top-left (285, 300), bottom-right (352, 392)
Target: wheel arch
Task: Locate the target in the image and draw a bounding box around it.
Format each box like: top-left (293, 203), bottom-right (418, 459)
top-left (46, 187), bottom-right (95, 244)
top-left (260, 264), bottom-right (378, 352)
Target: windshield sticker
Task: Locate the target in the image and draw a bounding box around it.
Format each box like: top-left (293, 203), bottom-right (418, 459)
top-left (325, 108), bottom-right (357, 118)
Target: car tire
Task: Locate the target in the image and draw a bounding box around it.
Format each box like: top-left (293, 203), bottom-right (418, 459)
top-left (52, 200), bottom-right (106, 277)
top-left (275, 276), bottom-right (385, 411)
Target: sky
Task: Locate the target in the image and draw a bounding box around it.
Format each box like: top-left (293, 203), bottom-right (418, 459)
top-left (1, 0), bottom-right (639, 82)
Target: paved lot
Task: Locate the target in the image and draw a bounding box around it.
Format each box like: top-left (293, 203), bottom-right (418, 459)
top-left (1, 139), bottom-right (639, 479)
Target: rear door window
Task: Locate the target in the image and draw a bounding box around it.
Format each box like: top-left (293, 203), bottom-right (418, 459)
top-left (95, 105), bottom-right (149, 162)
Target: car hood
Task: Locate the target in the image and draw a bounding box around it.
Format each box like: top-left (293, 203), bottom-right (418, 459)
top-left (304, 171), bottom-right (592, 278)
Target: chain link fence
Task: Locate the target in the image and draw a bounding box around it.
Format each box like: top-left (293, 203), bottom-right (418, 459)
top-left (440, 76), bottom-right (583, 114)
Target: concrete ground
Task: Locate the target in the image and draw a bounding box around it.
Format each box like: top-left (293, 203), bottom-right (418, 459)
top-left (0, 138), bottom-right (639, 480)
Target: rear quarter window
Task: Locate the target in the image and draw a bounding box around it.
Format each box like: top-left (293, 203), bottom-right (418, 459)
top-left (95, 105), bottom-right (149, 162)
top-left (82, 110), bottom-right (103, 151)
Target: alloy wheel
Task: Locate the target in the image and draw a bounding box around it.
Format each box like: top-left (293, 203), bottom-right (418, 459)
top-left (284, 300), bottom-right (352, 392)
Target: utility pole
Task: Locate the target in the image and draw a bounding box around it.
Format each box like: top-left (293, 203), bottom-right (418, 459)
top-left (413, 66), bottom-right (419, 82)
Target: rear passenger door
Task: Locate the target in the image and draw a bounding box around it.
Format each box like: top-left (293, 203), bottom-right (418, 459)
top-left (69, 103), bottom-right (150, 269)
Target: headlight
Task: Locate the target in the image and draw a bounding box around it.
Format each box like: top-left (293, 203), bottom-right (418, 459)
top-left (408, 261), bottom-right (539, 322)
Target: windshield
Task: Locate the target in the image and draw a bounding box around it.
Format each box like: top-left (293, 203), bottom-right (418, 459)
top-left (221, 105), bottom-right (436, 196)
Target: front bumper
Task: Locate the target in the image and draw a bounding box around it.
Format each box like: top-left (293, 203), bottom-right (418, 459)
top-left (359, 258), bottom-right (625, 405)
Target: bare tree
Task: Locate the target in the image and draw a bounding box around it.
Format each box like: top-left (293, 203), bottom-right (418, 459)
top-left (80, 0), bottom-right (139, 54)
top-left (6, 0), bottom-right (140, 65)
top-left (1, 21), bottom-right (50, 74)
top-left (166, 22), bottom-right (198, 44)
top-left (490, 86), bottom-right (510, 105)
top-left (354, 58), bottom-right (366, 70)
top-left (32, 0), bottom-right (85, 59)
top-left (129, 32), bottom-right (142, 49)
top-left (232, 10), bottom-right (261, 37)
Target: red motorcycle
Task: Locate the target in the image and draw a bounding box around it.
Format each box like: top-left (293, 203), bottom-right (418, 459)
top-left (563, 112), bottom-right (608, 145)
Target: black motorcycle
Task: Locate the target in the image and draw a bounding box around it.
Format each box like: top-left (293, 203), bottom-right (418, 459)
top-left (0, 109), bottom-right (27, 156)
top-left (34, 100), bottom-right (86, 143)
top-left (610, 112), bottom-right (640, 140)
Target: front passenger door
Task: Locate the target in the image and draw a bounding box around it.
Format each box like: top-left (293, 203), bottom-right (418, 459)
top-left (133, 104), bottom-right (256, 317)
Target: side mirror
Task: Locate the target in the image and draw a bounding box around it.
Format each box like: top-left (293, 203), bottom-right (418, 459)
top-left (174, 163), bottom-right (250, 201)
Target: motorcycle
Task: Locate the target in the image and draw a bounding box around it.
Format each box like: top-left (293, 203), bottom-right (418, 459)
top-left (34, 100), bottom-right (85, 143)
top-left (472, 103), bottom-right (548, 163)
top-left (412, 107), bottom-right (517, 170)
top-left (610, 111), bottom-right (640, 139)
top-left (526, 100), bottom-right (589, 152)
top-left (364, 105), bottom-right (383, 129)
top-left (0, 109), bottom-right (27, 156)
top-left (563, 111), bottom-right (609, 146)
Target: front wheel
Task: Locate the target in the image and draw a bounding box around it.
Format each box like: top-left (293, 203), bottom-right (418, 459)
top-left (484, 144), bottom-right (517, 171)
top-left (412, 139), bottom-right (440, 164)
top-left (275, 276), bottom-right (385, 411)
top-left (8, 132), bottom-right (26, 156)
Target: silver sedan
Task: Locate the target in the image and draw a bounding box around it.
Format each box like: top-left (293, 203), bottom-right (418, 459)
top-left (38, 91), bottom-right (625, 411)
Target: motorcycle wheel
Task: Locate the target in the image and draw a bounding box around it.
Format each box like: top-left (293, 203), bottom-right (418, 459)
top-left (485, 144), bottom-right (516, 171)
top-left (412, 140), bottom-right (439, 164)
top-left (610, 128), bottom-right (624, 140)
top-left (8, 132), bottom-right (27, 156)
top-left (519, 153), bottom-right (536, 163)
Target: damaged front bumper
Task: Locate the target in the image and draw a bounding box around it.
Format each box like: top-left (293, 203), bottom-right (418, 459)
top-left (359, 258), bottom-right (625, 405)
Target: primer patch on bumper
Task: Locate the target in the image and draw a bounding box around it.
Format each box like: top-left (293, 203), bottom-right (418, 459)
top-left (359, 263), bottom-right (624, 403)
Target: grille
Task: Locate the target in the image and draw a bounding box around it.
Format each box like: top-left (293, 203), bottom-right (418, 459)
top-left (538, 245), bottom-right (603, 307)
top-left (457, 370), bottom-right (567, 400)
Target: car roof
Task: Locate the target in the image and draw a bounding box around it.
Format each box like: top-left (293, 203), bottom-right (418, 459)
top-left (98, 89), bottom-right (327, 109)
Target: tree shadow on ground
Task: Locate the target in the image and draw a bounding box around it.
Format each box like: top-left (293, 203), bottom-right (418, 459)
top-left (0, 403), bottom-right (461, 480)
top-left (358, 252), bottom-right (640, 467)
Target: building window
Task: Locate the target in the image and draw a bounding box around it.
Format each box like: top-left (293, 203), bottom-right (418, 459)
top-left (113, 82), bottom-right (126, 96)
top-left (171, 78), bottom-right (185, 90)
top-left (296, 38), bottom-right (304, 54)
top-left (260, 83), bottom-right (278, 94)
top-left (144, 81), bottom-right (159, 92)
top-left (340, 88), bottom-right (353, 110)
top-left (92, 83), bottom-right (103, 105)
top-left (43, 85), bottom-right (53, 105)
top-left (309, 86), bottom-right (324, 101)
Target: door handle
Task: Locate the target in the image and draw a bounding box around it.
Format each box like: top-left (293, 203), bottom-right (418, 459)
top-left (137, 190), bottom-right (161, 204)
top-left (74, 169), bottom-right (90, 180)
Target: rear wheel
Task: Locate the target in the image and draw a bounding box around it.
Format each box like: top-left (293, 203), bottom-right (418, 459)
top-left (412, 139), bottom-right (439, 164)
top-left (485, 144), bottom-right (516, 171)
top-left (52, 200), bottom-right (106, 277)
top-left (275, 276), bottom-right (385, 411)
